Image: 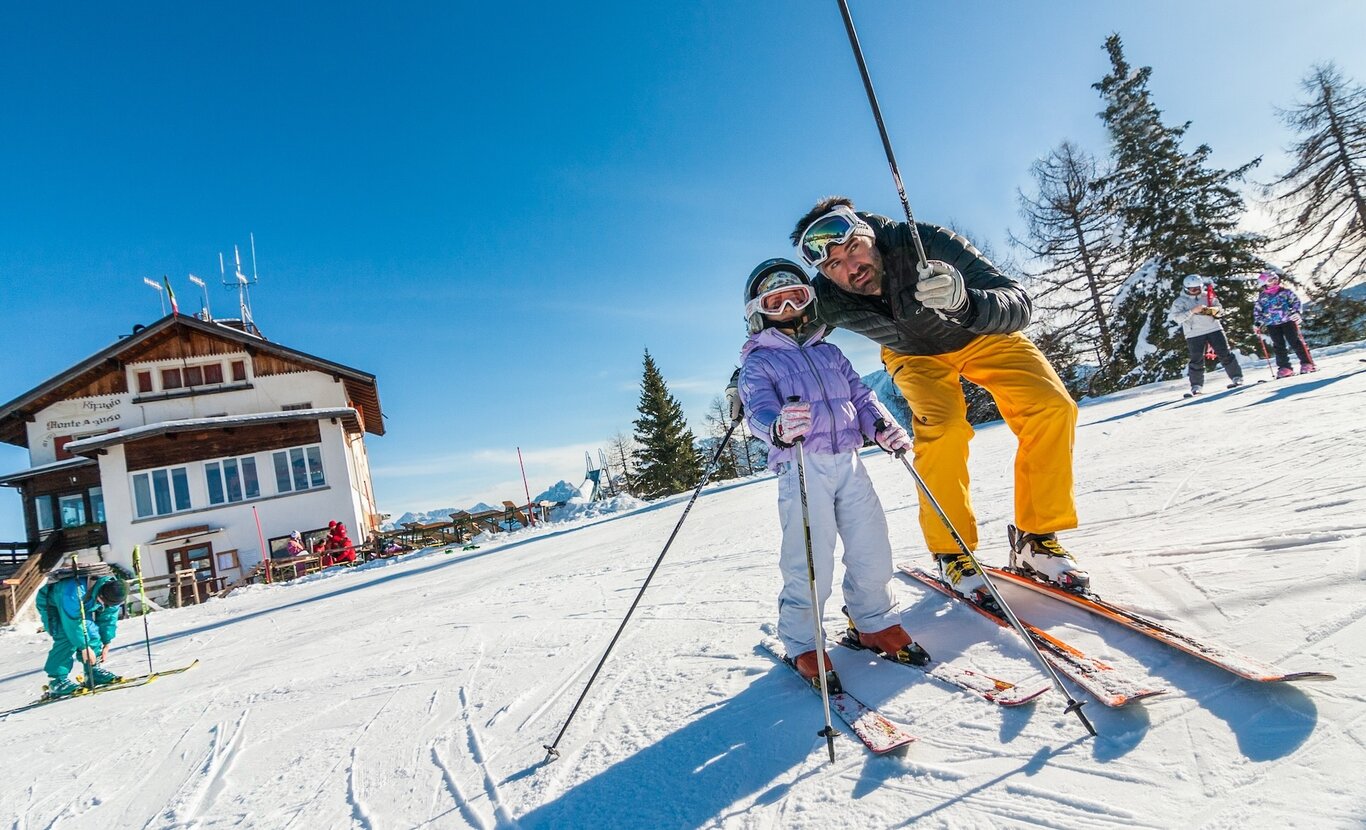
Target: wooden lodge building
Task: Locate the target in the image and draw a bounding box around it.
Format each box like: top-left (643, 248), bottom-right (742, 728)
top-left (0, 314), bottom-right (384, 622)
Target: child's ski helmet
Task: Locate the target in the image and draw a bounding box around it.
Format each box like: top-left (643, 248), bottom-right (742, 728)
top-left (1182, 274), bottom-right (1205, 291)
top-left (745, 258), bottom-right (814, 334)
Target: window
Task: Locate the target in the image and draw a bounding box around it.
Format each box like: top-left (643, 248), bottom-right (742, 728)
top-left (59, 494), bottom-right (87, 528)
top-left (184, 366), bottom-right (203, 387)
top-left (205, 456), bottom-right (261, 505)
top-left (281, 402), bottom-right (313, 411)
top-left (273, 445), bottom-right (325, 493)
top-left (231, 360), bottom-right (247, 382)
top-left (90, 487), bottom-right (105, 523)
top-left (162, 368), bottom-right (183, 390)
top-left (35, 495), bottom-right (55, 532)
top-left (137, 371), bottom-right (153, 393)
top-left (204, 363), bottom-right (224, 384)
top-left (132, 466), bottom-right (192, 518)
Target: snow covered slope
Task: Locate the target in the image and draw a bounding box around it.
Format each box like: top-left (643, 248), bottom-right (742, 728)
top-left (2, 346), bottom-right (1364, 828)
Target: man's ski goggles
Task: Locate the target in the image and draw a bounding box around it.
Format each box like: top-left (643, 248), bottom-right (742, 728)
top-left (797, 205), bottom-right (872, 269)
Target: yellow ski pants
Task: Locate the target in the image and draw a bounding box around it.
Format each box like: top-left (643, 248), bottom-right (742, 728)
top-left (882, 332), bottom-right (1078, 554)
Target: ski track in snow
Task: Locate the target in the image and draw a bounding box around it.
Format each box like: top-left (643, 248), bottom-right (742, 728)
top-left (460, 685), bottom-right (521, 829)
top-left (345, 746), bottom-right (377, 830)
top-left (431, 741), bottom-right (492, 830)
top-left (148, 709), bottom-right (250, 829)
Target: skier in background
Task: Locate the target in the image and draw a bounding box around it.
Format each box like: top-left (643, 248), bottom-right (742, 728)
top-left (789, 196), bottom-right (1087, 598)
top-left (1254, 272), bottom-right (1316, 377)
top-left (1166, 274), bottom-right (1245, 396)
top-left (35, 569), bottom-right (128, 698)
top-left (737, 257), bottom-right (928, 686)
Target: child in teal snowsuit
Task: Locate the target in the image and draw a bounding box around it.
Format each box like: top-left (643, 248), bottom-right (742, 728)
top-left (35, 573), bottom-right (127, 696)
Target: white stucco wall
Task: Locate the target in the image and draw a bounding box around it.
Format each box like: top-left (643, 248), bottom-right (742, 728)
top-left (96, 419), bottom-right (364, 580)
top-left (27, 363), bottom-right (351, 467)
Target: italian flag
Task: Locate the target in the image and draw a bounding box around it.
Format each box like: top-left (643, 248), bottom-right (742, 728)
top-left (163, 275), bottom-right (179, 316)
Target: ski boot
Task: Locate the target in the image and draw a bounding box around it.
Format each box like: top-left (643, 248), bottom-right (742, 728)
top-left (934, 553), bottom-right (1000, 614)
top-left (1299, 363), bottom-right (1317, 374)
top-left (792, 650), bottom-right (842, 694)
top-left (1276, 366), bottom-right (1295, 379)
top-left (89, 665), bottom-right (123, 687)
top-left (1227, 377), bottom-right (1245, 389)
top-left (841, 607), bottom-right (931, 666)
top-left (1184, 385), bottom-right (1202, 398)
top-left (42, 677), bottom-right (83, 700)
top-left (1008, 525), bottom-right (1090, 594)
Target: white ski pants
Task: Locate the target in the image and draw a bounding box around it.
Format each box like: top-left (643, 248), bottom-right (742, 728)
top-left (775, 449), bottom-right (899, 656)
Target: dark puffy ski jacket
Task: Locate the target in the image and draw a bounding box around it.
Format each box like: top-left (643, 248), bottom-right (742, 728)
top-left (810, 213), bottom-right (1031, 356)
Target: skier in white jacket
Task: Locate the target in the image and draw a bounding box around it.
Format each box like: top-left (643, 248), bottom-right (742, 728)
top-left (1166, 275), bottom-right (1244, 396)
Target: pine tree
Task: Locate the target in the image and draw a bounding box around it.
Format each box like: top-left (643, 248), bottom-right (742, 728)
top-left (1265, 63), bottom-right (1366, 289)
top-left (1263, 64), bottom-right (1366, 345)
top-left (631, 350), bottom-right (703, 499)
top-left (702, 395), bottom-right (741, 481)
top-left (1093, 34), bottom-right (1266, 387)
top-left (1011, 141), bottom-right (1127, 382)
top-left (605, 431), bottom-right (640, 497)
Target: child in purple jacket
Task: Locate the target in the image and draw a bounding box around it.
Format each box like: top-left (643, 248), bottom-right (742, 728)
top-left (737, 258), bottom-right (928, 685)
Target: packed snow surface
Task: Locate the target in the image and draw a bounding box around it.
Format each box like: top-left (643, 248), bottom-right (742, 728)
top-left (2, 346), bottom-right (1365, 828)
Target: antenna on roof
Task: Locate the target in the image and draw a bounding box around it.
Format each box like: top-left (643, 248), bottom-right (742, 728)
top-left (188, 274), bottom-right (211, 321)
top-left (220, 236), bottom-right (261, 336)
top-left (142, 276), bottom-right (166, 317)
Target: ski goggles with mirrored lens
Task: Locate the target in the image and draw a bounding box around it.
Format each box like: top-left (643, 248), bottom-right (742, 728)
top-left (797, 206), bottom-right (872, 269)
top-left (749, 284), bottom-right (815, 317)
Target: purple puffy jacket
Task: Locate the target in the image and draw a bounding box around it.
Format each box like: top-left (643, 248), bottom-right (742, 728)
top-left (738, 325), bottom-right (889, 470)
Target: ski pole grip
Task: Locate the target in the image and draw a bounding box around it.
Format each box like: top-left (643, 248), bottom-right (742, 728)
top-left (785, 396), bottom-right (805, 443)
top-left (874, 418), bottom-right (908, 459)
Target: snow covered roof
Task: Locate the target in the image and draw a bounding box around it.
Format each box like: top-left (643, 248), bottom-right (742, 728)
top-left (64, 408), bottom-right (359, 454)
top-left (0, 455), bottom-right (97, 486)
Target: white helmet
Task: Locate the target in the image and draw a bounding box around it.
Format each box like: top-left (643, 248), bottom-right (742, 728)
top-left (1182, 274), bottom-right (1205, 291)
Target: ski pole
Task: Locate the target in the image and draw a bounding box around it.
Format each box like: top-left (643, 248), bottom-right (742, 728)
top-left (1254, 326), bottom-right (1276, 380)
top-left (835, 0), bottom-right (930, 276)
top-left (1291, 320), bottom-right (1315, 367)
top-left (543, 418), bottom-right (742, 763)
top-left (72, 555), bottom-right (96, 693)
top-left (132, 545), bottom-right (154, 675)
top-left (791, 409), bottom-right (839, 763)
top-left (889, 448), bottom-right (1097, 736)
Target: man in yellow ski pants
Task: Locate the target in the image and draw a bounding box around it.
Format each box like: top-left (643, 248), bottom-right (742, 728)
top-left (790, 196), bottom-right (1085, 600)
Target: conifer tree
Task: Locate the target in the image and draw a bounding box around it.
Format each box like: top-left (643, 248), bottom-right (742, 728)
top-left (1012, 141), bottom-right (1127, 383)
top-left (1093, 34), bottom-right (1266, 386)
top-left (606, 431), bottom-right (639, 497)
top-left (702, 395), bottom-right (741, 481)
top-left (1263, 64), bottom-right (1366, 344)
top-left (631, 350), bottom-right (703, 499)
top-left (1265, 64), bottom-right (1366, 288)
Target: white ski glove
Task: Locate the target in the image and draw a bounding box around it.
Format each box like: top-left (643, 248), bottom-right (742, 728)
top-left (874, 420), bottom-right (911, 455)
top-left (725, 383), bottom-right (743, 422)
top-left (772, 401), bottom-right (812, 447)
top-left (914, 260), bottom-right (968, 316)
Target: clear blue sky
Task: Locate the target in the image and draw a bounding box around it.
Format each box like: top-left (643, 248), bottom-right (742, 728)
top-left (2, 1), bottom-right (1364, 536)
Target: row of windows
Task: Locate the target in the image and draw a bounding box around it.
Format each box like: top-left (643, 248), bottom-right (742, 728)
top-left (133, 444), bottom-right (327, 519)
top-left (134, 359), bottom-right (248, 395)
top-left (35, 488), bottom-right (105, 532)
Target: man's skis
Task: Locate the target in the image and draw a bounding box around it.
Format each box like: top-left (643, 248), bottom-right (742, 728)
top-left (0, 659), bottom-right (199, 719)
top-left (900, 566), bottom-right (1165, 707)
top-left (760, 639), bottom-right (914, 755)
top-left (984, 567), bottom-right (1336, 684)
top-left (835, 633), bottom-right (1050, 707)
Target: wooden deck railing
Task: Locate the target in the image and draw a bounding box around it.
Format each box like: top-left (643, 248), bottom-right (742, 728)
top-left (1, 532), bottom-right (65, 625)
